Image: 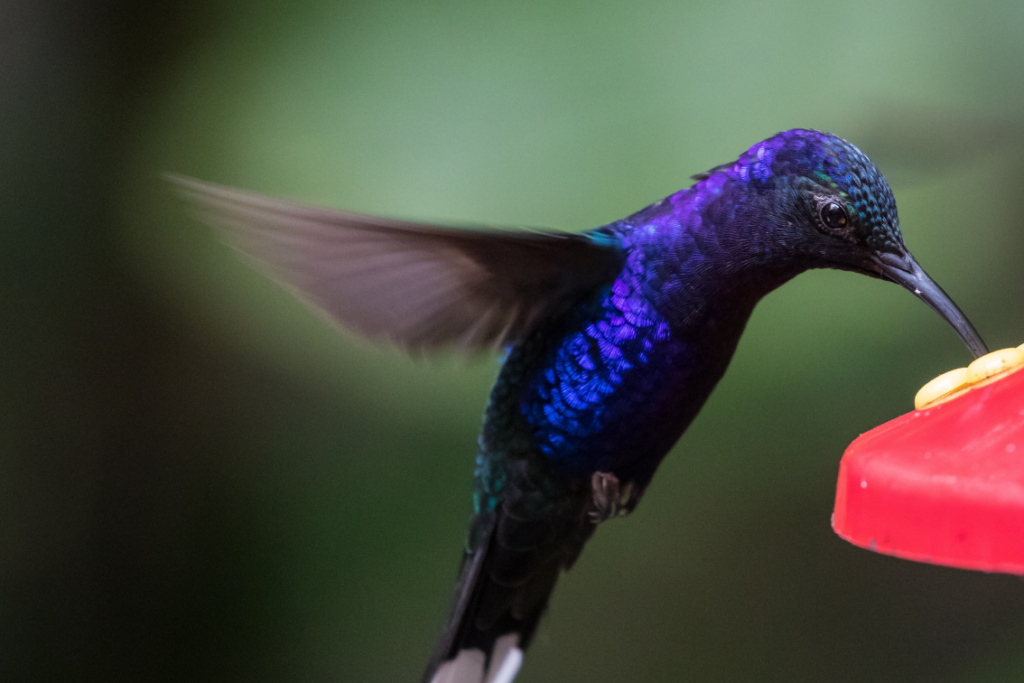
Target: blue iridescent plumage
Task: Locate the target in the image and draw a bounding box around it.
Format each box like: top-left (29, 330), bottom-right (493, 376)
top-left (169, 129), bottom-right (987, 683)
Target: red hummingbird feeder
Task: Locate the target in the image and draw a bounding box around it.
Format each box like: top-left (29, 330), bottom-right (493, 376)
top-left (833, 346), bottom-right (1024, 574)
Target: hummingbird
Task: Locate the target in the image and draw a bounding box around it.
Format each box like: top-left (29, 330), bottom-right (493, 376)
top-left (170, 129), bottom-right (987, 683)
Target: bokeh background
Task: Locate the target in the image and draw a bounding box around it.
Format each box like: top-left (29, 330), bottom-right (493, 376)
top-left (4, 1), bottom-right (1024, 681)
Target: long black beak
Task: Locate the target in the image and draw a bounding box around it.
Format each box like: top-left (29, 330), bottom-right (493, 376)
top-left (872, 252), bottom-right (988, 359)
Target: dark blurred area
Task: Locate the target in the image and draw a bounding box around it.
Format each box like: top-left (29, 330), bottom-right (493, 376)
top-left (3, 1), bottom-right (1024, 682)
top-left (0, 2), bottom-right (277, 680)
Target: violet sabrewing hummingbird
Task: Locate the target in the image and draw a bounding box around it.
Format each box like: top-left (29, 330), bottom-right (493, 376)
top-left (170, 129), bottom-right (988, 683)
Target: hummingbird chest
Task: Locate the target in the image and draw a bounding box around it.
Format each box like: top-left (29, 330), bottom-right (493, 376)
top-left (492, 274), bottom-right (734, 485)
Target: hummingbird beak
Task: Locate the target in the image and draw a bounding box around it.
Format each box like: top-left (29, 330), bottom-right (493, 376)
top-left (871, 251), bottom-right (988, 359)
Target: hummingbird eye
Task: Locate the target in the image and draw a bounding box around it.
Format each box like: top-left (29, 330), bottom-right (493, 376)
top-left (819, 201), bottom-right (849, 230)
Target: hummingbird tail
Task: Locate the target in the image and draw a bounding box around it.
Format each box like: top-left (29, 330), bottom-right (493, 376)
top-left (423, 491), bottom-right (595, 683)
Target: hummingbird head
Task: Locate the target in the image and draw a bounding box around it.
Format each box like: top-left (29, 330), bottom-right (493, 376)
top-left (697, 129), bottom-right (987, 358)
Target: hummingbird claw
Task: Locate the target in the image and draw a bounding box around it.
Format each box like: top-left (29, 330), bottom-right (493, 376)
top-left (588, 472), bottom-right (635, 523)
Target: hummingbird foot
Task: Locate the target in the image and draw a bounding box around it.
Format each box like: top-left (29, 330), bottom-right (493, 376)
top-left (588, 471), bottom-right (635, 523)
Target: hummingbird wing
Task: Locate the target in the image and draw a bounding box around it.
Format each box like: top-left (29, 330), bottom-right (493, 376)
top-left (168, 175), bottom-right (623, 353)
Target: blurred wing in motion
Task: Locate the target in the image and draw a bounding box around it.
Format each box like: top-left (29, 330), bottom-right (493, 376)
top-left (167, 175), bottom-right (624, 353)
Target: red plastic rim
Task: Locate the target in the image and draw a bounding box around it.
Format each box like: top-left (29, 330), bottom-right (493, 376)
top-left (833, 366), bottom-right (1024, 574)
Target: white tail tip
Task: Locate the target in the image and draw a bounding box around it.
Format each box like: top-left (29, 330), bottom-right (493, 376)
top-left (431, 634), bottom-right (523, 683)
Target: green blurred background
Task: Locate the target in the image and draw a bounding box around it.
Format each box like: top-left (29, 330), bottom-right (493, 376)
top-left (4, 0), bottom-right (1024, 681)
